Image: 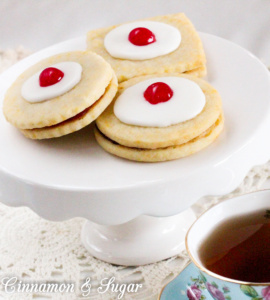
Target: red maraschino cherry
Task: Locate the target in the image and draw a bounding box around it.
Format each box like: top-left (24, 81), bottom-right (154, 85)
top-left (144, 82), bottom-right (174, 105)
top-left (128, 27), bottom-right (156, 46)
top-left (39, 67), bottom-right (64, 87)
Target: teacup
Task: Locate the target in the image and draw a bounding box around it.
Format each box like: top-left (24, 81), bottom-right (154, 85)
top-left (185, 190), bottom-right (270, 300)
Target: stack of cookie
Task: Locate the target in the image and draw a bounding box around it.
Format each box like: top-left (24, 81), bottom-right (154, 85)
top-left (3, 51), bottom-right (118, 139)
top-left (87, 13), bottom-right (207, 82)
top-left (3, 13), bottom-right (224, 162)
top-left (95, 74), bottom-right (223, 162)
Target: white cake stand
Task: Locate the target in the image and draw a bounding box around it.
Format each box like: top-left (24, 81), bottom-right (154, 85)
top-left (0, 33), bottom-right (270, 266)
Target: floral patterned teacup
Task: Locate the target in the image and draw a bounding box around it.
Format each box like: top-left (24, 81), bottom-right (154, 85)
top-left (185, 190), bottom-right (270, 300)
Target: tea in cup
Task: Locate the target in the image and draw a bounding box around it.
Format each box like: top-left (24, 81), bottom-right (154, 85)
top-left (186, 190), bottom-right (270, 299)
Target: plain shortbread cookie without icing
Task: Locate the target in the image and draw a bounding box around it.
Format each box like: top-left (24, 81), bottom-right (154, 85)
top-left (95, 114), bottom-right (224, 162)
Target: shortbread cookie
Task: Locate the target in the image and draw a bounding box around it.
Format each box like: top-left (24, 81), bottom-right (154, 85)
top-left (185, 65), bottom-right (206, 77)
top-left (95, 74), bottom-right (224, 162)
top-left (87, 13), bottom-right (206, 82)
top-left (3, 51), bottom-right (118, 139)
top-left (96, 74), bottom-right (222, 149)
top-left (21, 73), bottom-right (118, 139)
top-left (95, 114), bottom-right (224, 162)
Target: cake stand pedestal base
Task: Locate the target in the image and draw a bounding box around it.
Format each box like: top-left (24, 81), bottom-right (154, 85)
top-left (81, 208), bottom-right (196, 266)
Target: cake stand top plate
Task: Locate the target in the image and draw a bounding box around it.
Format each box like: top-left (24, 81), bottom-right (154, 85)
top-left (0, 33), bottom-right (270, 225)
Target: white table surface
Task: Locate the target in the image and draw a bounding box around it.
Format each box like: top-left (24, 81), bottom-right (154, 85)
top-left (1, 0), bottom-right (270, 66)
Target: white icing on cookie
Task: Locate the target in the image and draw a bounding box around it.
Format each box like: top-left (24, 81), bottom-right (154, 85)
top-left (104, 21), bottom-right (181, 60)
top-left (21, 62), bottom-right (82, 103)
top-left (114, 77), bottom-right (206, 127)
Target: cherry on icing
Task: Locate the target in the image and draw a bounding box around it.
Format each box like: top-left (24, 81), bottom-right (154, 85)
top-left (144, 82), bottom-right (174, 105)
top-left (39, 67), bottom-right (64, 87)
top-left (128, 27), bottom-right (156, 46)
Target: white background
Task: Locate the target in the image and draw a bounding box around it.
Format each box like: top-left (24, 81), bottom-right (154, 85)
top-left (1, 0), bottom-right (270, 66)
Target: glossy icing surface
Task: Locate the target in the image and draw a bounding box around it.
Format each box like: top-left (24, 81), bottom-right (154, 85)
top-left (21, 62), bottom-right (82, 103)
top-left (104, 21), bottom-right (181, 60)
top-left (114, 77), bottom-right (206, 127)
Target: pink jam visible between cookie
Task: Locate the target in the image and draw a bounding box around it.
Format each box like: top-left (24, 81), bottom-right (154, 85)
top-left (144, 82), bottom-right (173, 105)
top-left (39, 67), bottom-right (64, 87)
top-left (128, 27), bottom-right (156, 46)
top-left (21, 62), bottom-right (82, 103)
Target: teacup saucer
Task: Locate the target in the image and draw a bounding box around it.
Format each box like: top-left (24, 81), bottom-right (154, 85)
top-left (160, 263), bottom-right (212, 299)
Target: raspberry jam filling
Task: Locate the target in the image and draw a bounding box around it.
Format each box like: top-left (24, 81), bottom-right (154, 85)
top-left (144, 82), bottom-right (174, 105)
top-left (39, 67), bottom-right (64, 87)
top-left (128, 27), bottom-right (156, 46)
